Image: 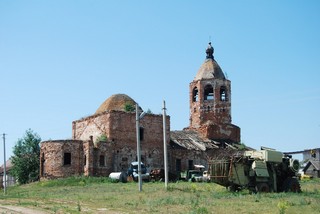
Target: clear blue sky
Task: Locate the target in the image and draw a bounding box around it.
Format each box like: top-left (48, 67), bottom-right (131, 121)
top-left (1, 0), bottom-right (319, 164)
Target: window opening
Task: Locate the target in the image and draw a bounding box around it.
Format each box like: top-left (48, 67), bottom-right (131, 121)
top-left (204, 85), bottom-right (214, 100)
top-left (64, 153), bottom-right (71, 165)
top-left (192, 87), bottom-right (199, 102)
top-left (84, 155), bottom-right (86, 166)
top-left (139, 127), bottom-right (144, 141)
top-left (220, 86), bottom-right (228, 101)
top-left (176, 159), bottom-right (181, 173)
top-left (188, 160), bottom-right (194, 170)
top-left (99, 155), bottom-right (105, 166)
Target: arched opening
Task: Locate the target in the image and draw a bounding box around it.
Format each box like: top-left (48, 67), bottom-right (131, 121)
top-left (220, 86), bottom-right (228, 101)
top-left (204, 85), bottom-right (214, 100)
top-left (192, 87), bottom-right (199, 102)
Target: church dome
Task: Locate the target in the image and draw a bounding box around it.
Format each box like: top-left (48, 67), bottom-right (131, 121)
top-left (194, 42), bottom-right (225, 81)
top-left (194, 59), bottom-right (225, 81)
top-left (95, 94), bottom-right (139, 114)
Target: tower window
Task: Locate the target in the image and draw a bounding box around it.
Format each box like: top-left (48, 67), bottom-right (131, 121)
top-left (220, 86), bottom-right (228, 101)
top-left (204, 85), bottom-right (214, 100)
top-left (192, 87), bottom-right (199, 102)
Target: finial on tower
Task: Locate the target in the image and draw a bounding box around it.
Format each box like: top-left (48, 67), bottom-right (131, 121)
top-left (206, 42), bottom-right (214, 59)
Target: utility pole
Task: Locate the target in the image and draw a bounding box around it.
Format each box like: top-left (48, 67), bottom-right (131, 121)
top-left (136, 104), bottom-right (146, 192)
top-left (135, 104), bottom-right (142, 191)
top-left (162, 101), bottom-right (168, 190)
top-left (2, 133), bottom-right (6, 195)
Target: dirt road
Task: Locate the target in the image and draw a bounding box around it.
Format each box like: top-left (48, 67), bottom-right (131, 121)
top-left (0, 205), bottom-right (48, 214)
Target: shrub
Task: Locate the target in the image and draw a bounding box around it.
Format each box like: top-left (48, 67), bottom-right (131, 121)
top-left (124, 103), bottom-right (135, 112)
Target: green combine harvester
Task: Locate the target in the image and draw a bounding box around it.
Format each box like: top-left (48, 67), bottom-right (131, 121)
top-left (208, 148), bottom-right (301, 193)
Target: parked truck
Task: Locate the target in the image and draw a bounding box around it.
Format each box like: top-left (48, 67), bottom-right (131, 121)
top-left (180, 165), bottom-right (205, 182)
top-left (208, 148), bottom-right (301, 193)
top-left (127, 161), bottom-right (150, 182)
top-left (109, 162), bottom-right (150, 182)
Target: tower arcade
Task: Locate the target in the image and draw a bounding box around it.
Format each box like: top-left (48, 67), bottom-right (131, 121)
top-left (189, 43), bottom-right (240, 143)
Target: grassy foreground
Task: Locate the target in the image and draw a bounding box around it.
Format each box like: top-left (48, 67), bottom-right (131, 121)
top-left (0, 177), bottom-right (320, 214)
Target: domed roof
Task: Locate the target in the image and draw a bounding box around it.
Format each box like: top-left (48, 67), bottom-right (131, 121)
top-left (95, 94), bottom-right (139, 114)
top-left (194, 42), bottom-right (225, 81)
top-left (194, 58), bottom-right (225, 81)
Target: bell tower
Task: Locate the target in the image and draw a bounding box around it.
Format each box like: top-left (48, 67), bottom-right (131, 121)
top-left (189, 43), bottom-right (240, 143)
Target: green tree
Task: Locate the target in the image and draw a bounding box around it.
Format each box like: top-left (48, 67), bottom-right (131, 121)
top-left (11, 129), bottom-right (41, 184)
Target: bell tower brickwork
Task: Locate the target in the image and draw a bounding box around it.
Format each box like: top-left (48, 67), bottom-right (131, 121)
top-left (188, 43), bottom-right (240, 143)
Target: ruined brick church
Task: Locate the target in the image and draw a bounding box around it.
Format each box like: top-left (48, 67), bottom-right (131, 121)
top-left (40, 43), bottom-right (241, 179)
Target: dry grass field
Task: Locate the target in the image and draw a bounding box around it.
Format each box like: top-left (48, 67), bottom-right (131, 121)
top-left (0, 177), bottom-right (320, 213)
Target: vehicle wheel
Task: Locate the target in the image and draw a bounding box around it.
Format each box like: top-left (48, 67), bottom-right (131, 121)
top-left (227, 184), bottom-right (239, 192)
top-left (119, 172), bottom-right (127, 183)
top-left (255, 183), bottom-right (270, 193)
top-left (282, 178), bottom-right (301, 193)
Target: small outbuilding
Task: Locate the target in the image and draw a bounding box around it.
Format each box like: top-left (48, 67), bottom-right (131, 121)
top-left (303, 160), bottom-right (320, 178)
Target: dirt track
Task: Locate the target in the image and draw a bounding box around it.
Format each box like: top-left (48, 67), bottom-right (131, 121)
top-left (0, 205), bottom-right (48, 214)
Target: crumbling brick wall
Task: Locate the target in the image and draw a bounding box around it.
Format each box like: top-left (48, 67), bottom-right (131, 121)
top-left (40, 140), bottom-right (85, 179)
top-left (72, 110), bottom-right (170, 172)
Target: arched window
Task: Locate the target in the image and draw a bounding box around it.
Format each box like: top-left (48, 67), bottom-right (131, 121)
top-left (220, 86), bottom-right (228, 101)
top-left (192, 87), bottom-right (199, 102)
top-left (204, 85), bottom-right (214, 100)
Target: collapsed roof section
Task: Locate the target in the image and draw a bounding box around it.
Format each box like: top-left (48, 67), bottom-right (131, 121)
top-left (170, 130), bottom-right (242, 151)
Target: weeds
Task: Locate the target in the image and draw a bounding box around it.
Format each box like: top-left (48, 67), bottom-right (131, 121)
top-left (1, 177), bottom-right (319, 213)
top-left (77, 201), bottom-right (81, 211)
top-left (277, 200), bottom-right (289, 214)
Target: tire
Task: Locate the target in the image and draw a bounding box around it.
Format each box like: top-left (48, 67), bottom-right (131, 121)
top-left (119, 172), bottom-right (127, 183)
top-left (133, 176), bottom-right (138, 182)
top-left (255, 183), bottom-right (270, 193)
top-left (282, 177), bottom-right (301, 193)
top-left (227, 185), bottom-right (236, 192)
top-left (227, 184), bottom-right (241, 192)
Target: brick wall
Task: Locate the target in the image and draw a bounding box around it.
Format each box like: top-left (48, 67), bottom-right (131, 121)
top-left (41, 111), bottom-right (171, 179)
top-left (40, 140), bottom-right (85, 179)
